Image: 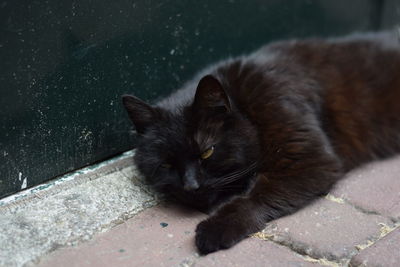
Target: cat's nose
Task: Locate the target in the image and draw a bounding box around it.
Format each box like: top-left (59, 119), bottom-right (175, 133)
top-left (183, 164), bottom-right (200, 191)
top-left (183, 179), bottom-right (199, 191)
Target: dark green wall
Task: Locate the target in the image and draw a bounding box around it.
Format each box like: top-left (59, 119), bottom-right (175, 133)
top-left (1, 0), bottom-right (398, 198)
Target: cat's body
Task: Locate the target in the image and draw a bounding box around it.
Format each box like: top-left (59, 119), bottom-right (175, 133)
top-left (123, 31), bottom-right (400, 254)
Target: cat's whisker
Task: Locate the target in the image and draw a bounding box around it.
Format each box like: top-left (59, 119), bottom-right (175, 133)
top-left (205, 162), bottom-right (258, 188)
top-left (218, 162), bottom-right (257, 179)
top-left (214, 184), bottom-right (246, 191)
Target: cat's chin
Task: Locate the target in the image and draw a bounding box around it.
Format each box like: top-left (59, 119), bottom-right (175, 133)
top-left (161, 192), bottom-right (216, 214)
top-left (158, 182), bottom-right (256, 215)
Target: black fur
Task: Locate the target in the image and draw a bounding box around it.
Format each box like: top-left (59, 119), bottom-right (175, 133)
top-left (123, 32), bottom-right (400, 254)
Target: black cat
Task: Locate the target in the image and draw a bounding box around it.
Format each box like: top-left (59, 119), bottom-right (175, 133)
top-left (122, 31), bottom-right (400, 255)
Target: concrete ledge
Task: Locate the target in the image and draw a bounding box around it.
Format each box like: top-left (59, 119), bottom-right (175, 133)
top-left (0, 150), bottom-right (158, 267)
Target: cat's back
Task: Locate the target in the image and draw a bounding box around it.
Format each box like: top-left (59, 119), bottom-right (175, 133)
top-left (228, 31), bottom-right (400, 168)
top-left (262, 31), bottom-right (400, 167)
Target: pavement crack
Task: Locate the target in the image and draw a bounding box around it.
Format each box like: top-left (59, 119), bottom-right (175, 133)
top-left (325, 194), bottom-right (381, 217)
top-left (301, 254), bottom-right (348, 267)
top-left (252, 233), bottom-right (347, 267)
top-left (352, 222), bottom-right (399, 260)
top-left (253, 222), bottom-right (400, 266)
top-left (252, 231), bottom-right (349, 266)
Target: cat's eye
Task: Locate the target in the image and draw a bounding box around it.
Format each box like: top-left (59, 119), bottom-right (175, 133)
top-left (201, 146), bottom-right (215, 160)
top-left (161, 163), bottom-right (172, 169)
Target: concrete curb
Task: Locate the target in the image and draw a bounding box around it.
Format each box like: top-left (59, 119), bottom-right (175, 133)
top-left (0, 150), bottom-right (158, 267)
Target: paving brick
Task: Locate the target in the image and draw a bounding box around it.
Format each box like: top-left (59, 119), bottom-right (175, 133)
top-left (194, 239), bottom-right (319, 267)
top-left (36, 203), bottom-right (206, 267)
top-left (37, 204), bottom-right (318, 267)
top-left (350, 227), bottom-right (400, 267)
top-left (260, 199), bottom-right (392, 263)
top-left (331, 156), bottom-right (400, 220)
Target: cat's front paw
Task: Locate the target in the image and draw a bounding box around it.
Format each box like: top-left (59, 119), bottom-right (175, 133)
top-left (195, 218), bottom-right (247, 255)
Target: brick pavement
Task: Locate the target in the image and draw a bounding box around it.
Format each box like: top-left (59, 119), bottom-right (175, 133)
top-left (35, 156), bottom-right (400, 267)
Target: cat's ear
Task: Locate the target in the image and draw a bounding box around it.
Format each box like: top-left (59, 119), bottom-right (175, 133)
top-left (122, 95), bottom-right (158, 134)
top-left (193, 75), bottom-right (231, 112)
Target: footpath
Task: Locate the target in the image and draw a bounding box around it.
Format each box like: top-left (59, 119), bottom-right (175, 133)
top-left (1, 151), bottom-right (399, 267)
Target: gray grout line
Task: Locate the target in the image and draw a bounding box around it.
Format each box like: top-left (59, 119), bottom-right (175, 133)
top-left (253, 195), bottom-right (400, 267)
top-left (326, 193), bottom-right (400, 226)
top-left (253, 231), bottom-right (349, 267)
top-left (0, 149), bottom-right (160, 267)
top-left (325, 194), bottom-right (384, 220)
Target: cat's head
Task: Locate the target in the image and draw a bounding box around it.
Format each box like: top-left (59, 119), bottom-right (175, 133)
top-left (122, 75), bottom-right (259, 212)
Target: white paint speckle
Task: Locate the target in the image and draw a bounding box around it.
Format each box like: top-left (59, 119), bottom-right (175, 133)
top-left (21, 178), bottom-right (27, 189)
top-left (19, 172), bottom-right (22, 181)
top-left (170, 49), bottom-right (175, 55)
top-left (167, 233), bottom-right (173, 238)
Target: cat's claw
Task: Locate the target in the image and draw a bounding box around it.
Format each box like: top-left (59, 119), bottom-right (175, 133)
top-left (195, 218), bottom-right (247, 255)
